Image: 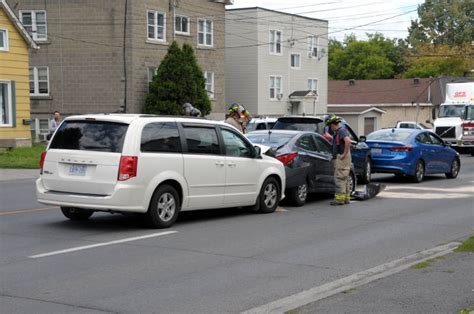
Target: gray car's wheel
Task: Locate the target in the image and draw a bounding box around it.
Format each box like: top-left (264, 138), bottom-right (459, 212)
top-left (287, 182), bottom-right (308, 207)
top-left (359, 158), bottom-right (371, 184)
top-left (258, 177), bottom-right (281, 213)
top-left (445, 158), bottom-right (460, 179)
top-left (61, 207), bottom-right (93, 221)
top-left (412, 160), bottom-right (425, 183)
top-left (147, 184), bottom-right (180, 228)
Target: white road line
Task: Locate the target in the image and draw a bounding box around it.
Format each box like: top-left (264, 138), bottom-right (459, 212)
top-left (242, 242), bottom-right (460, 314)
top-left (29, 231), bottom-right (178, 259)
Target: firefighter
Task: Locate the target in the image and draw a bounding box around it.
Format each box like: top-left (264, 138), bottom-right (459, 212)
top-left (326, 115), bottom-right (352, 205)
top-left (225, 103), bottom-right (245, 133)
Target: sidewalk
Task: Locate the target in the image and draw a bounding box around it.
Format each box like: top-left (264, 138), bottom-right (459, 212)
top-left (0, 169), bottom-right (39, 181)
top-left (295, 251), bottom-right (474, 314)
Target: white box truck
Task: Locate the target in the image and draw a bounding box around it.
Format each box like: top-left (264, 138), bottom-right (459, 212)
top-left (433, 82), bottom-right (474, 155)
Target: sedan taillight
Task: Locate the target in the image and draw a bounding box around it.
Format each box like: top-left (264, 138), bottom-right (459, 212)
top-left (39, 151), bottom-right (47, 175)
top-left (389, 146), bottom-right (413, 152)
top-left (118, 156), bottom-right (138, 181)
top-left (276, 152), bottom-right (298, 165)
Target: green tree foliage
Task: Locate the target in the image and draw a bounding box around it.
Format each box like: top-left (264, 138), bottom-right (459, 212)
top-left (144, 41), bottom-right (211, 116)
top-left (407, 0), bottom-right (474, 48)
top-left (328, 33), bottom-right (406, 80)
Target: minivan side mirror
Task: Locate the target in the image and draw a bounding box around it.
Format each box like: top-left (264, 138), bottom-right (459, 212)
top-left (253, 146), bottom-right (262, 158)
top-left (359, 136), bottom-right (367, 142)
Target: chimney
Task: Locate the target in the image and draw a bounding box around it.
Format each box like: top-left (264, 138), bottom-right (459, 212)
top-left (349, 79), bottom-right (355, 86)
top-left (413, 78), bottom-right (420, 84)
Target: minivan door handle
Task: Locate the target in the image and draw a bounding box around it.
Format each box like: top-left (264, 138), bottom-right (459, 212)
top-left (228, 162), bottom-right (237, 168)
top-left (215, 161), bottom-right (225, 167)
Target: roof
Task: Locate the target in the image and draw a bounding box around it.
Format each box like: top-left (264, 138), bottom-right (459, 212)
top-left (327, 106), bottom-right (386, 115)
top-left (0, 0), bottom-right (38, 49)
top-left (226, 7), bottom-right (328, 23)
top-left (289, 90), bottom-right (318, 98)
top-left (328, 78), bottom-right (433, 105)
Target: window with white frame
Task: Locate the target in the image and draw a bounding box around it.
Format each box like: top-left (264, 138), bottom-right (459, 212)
top-left (308, 79), bottom-right (318, 92)
top-left (0, 29), bottom-right (8, 51)
top-left (147, 10), bottom-right (166, 41)
top-left (269, 30), bottom-right (282, 55)
top-left (29, 66), bottom-right (49, 95)
top-left (175, 15), bottom-right (190, 35)
top-left (0, 82), bottom-right (12, 126)
top-left (20, 11), bottom-right (47, 41)
top-left (269, 76), bottom-right (282, 100)
top-left (147, 67), bottom-right (158, 89)
top-left (308, 36), bottom-right (318, 58)
top-left (198, 19), bottom-right (213, 46)
top-left (290, 53), bottom-right (300, 69)
top-left (204, 71), bottom-right (214, 99)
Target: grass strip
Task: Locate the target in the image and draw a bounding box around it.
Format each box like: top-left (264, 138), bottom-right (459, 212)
top-left (454, 236), bottom-right (474, 253)
top-left (0, 145), bottom-right (45, 169)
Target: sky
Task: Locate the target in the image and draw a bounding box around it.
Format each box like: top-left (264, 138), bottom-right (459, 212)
top-left (227, 0), bottom-right (426, 41)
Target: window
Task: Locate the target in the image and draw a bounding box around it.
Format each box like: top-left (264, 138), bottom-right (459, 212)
top-left (50, 121), bottom-right (129, 152)
top-left (269, 76), bottom-right (282, 100)
top-left (296, 135), bottom-right (317, 152)
top-left (175, 15), bottom-right (190, 35)
top-left (29, 66), bottom-right (49, 95)
top-left (222, 129), bottom-right (253, 158)
top-left (308, 36), bottom-right (318, 58)
top-left (313, 135), bottom-right (332, 154)
top-left (141, 122), bottom-right (181, 153)
top-left (290, 54), bottom-right (300, 69)
top-left (20, 11), bottom-right (47, 41)
top-left (364, 117), bottom-right (375, 135)
top-left (184, 126), bottom-right (220, 155)
top-left (198, 19), bottom-right (213, 46)
top-left (416, 132), bottom-right (431, 144)
top-left (0, 82), bottom-right (12, 126)
top-left (204, 71), bottom-right (214, 99)
top-left (0, 29), bottom-right (8, 51)
top-left (147, 11), bottom-right (166, 41)
top-left (307, 79), bottom-right (318, 92)
top-left (147, 67), bottom-right (158, 89)
top-left (269, 30), bottom-right (282, 55)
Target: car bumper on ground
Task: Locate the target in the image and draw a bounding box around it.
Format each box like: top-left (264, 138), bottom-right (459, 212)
top-left (36, 178), bottom-right (147, 213)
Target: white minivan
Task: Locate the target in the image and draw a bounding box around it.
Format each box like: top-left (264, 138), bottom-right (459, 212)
top-left (36, 114), bottom-right (285, 228)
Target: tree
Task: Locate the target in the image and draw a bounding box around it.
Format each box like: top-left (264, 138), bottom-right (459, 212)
top-left (407, 0), bottom-right (474, 48)
top-left (328, 33), bottom-right (406, 80)
top-left (143, 41), bottom-right (211, 116)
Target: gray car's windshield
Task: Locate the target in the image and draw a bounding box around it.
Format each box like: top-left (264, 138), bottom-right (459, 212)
top-left (247, 133), bottom-right (294, 149)
top-left (439, 105), bottom-right (465, 118)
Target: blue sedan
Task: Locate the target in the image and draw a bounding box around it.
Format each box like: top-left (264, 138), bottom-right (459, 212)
top-left (366, 128), bottom-right (460, 182)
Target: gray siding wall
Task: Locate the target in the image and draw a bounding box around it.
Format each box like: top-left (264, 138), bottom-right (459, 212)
top-left (224, 9), bottom-right (258, 116)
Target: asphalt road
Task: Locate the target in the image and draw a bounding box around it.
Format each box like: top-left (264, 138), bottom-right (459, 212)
top-left (1, 156), bottom-right (473, 313)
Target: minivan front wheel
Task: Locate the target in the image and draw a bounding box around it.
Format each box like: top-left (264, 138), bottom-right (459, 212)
top-left (147, 185), bottom-right (180, 228)
top-left (258, 177), bottom-right (281, 213)
top-left (61, 207), bottom-right (93, 221)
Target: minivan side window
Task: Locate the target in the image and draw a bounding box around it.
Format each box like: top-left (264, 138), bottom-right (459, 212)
top-left (141, 122), bottom-right (181, 153)
top-left (183, 126), bottom-right (220, 155)
top-left (221, 129), bottom-right (253, 158)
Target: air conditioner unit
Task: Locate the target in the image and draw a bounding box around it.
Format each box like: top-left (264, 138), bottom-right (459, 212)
top-left (276, 93), bottom-right (283, 100)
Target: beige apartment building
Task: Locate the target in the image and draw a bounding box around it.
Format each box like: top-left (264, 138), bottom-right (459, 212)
top-left (7, 0), bottom-right (232, 136)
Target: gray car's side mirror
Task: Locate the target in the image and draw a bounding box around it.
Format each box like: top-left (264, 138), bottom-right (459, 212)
top-left (253, 146), bottom-right (262, 158)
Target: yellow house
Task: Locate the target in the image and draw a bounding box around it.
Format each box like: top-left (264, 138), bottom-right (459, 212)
top-left (0, 0), bottom-right (38, 148)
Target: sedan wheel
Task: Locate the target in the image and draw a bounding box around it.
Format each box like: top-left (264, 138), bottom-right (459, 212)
top-left (359, 158), bottom-right (371, 184)
top-left (288, 182), bottom-right (308, 207)
top-left (147, 185), bottom-right (180, 228)
top-left (445, 158), bottom-right (460, 179)
top-left (348, 171), bottom-right (356, 193)
top-left (412, 160), bottom-right (425, 183)
top-left (259, 177), bottom-right (281, 213)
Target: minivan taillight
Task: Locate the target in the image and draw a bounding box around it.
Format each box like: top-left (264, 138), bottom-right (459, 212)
top-left (118, 156), bottom-right (138, 181)
top-left (389, 146), bottom-right (413, 152)
top-left (276, 152), bottom-right (298, 165)
top-left (39, 151), bottom-right (47, 175)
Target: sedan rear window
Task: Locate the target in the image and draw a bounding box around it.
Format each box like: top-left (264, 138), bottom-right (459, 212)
top-left (367, 129), bottom-right (413, 142)
top-left (50, 120), bottom-right (128, 153)
top-left (247, 133), bottom-right (294, 149)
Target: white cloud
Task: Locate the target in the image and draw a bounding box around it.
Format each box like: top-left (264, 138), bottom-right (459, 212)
top-left (228, 0), bottom-right (424, 41)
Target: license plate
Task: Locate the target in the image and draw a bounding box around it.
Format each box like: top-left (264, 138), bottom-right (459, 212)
top-left (371, 148), bottom-right (382, 154)
top-left (69, 164), bottom-right (86, 176)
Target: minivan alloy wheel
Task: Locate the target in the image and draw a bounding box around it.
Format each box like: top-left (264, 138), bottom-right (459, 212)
top-left (264, 183), bottom-right (278, 208)
top-left (157, 192), bottom-right (176, 222)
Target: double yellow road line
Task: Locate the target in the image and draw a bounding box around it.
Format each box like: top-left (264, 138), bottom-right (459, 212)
top-left (0, 206), bottom-right (58, 216)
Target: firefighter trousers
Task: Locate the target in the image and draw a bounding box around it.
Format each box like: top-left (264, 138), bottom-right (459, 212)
top-left (334, 152), bottom-right (352, 203)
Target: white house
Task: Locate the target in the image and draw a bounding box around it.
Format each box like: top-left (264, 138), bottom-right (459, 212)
top-left (225, 7), bottom-right (328, 117)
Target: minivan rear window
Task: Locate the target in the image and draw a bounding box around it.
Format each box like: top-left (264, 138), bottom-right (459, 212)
top-left (50, 120), bottom-right (128, 153)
